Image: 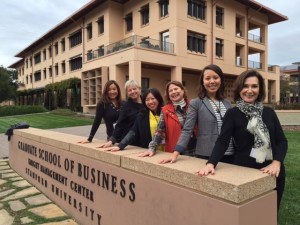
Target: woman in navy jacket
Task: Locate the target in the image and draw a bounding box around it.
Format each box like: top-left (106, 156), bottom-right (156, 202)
top-left (105, 88), bottom-right (164, 151)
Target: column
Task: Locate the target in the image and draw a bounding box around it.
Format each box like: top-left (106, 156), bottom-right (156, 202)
top-left (171, 66), bottom-right (182, 82)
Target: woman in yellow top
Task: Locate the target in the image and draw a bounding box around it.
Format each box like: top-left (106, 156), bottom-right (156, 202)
top-left (105, 88), bottom-right (164, 151)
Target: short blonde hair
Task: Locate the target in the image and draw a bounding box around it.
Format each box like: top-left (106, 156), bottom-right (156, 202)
top-left (124, 80), bottom-right (141, 91)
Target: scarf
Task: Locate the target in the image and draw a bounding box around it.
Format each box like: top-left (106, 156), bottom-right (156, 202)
top-left (172, 98), bottom-right (186, 109)
top-left (236, 99), bottom-right (272, 163)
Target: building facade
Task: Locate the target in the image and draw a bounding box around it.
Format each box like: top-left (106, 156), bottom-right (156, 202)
top-left (280, 65), bottom-right (299, 103)
top-left (9, 0), bottom-right (287, 113)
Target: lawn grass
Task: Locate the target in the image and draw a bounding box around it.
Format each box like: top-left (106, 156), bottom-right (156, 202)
top-left (0, 113), bottom-right (93, 133)
top-left (279, 131), bottom-right (300, 225)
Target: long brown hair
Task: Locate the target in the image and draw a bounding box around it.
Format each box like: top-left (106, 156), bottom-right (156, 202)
top-left (99, 80), bottom-right (122, 107)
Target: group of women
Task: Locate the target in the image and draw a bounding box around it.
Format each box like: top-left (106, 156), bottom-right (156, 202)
top-left (79, 64), bottom-right (287, 213)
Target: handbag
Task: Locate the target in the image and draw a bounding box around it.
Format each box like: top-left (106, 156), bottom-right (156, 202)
top-left (5, 121), bottom-right (30, 141)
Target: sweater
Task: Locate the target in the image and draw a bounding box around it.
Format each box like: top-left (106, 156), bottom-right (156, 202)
top-left (87, 101), bottom-right (123, 142)
top-left (109, 97), bottom-right (144, 144)
top-left (208, 106), bottom-right (288, 177)
top-left (117, 111), bottom-right (153, 150)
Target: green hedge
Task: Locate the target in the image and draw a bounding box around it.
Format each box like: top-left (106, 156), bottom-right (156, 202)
top-left (274, 103), bottom-right (300, 110)
top-left (0, 105), bottom-right (48, 117)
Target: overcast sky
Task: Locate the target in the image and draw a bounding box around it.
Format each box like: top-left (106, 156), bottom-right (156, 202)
top-left (0, 0), bottom-right (298, 68)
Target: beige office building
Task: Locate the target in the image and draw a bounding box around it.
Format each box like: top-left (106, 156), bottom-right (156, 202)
top-left (9, 0), bottom-right (287, 113)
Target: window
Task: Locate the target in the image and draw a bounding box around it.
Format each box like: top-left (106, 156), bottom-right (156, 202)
top-left (98, 45), bottom-right (104, 57)
top-left (61, 38), bottom-right (65, 52)
top-left (140, 4), bottom-right (149, 25)
top-left (97, 16), bottom-right (104, 34)
top-left (158, 0), bottom-right (169, 17)
top-left (43, 49), bottom-right (47, 60)
top-left (69, 30), bottom-right (82, 48)
top-left (43, 69), bottom-right (47, 79)
top-left (30, 74), bottom-right (32, 83)
top-left (34, 71), bottom-right (41, 82)
top-left (216, 6), bottom-right (224, 27)
top-left (216, 38), bottom-right (223, 57)
top-left (62, 61), bottom-right (66, 74)
top-left (26, 59), bottom-right (28, 68)
top-left (187, 0), bottom-right (206, 20)
top-left (49, 66), bottom-right (52, 78)
top-left (55, 64), bottom-right (59, 76)
top-left (48, 46), bottom-right (52, 58)
top-left (187, 31), bottom-right (206, 53)
top-left (86, 23), bottom-right (92, 39)
top-left (54, 42), bottom-right (58, 55)
top-left (34, 52), bottom-right (41, 64)
top-left (141, 77), bottom-right (150, 94)
top-left (29, 58), bottom-right (32, 67)
top-left (124, 13), bottom-right (133, 32)
top-left (161, 31), bottom-right (170, 52)
top-left (87, 50), bottom-right (93, 61)
top-left (70, 56), bottom-right (82, 71)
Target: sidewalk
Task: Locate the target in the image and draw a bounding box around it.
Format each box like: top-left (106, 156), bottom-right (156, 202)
top-left (0, 125), bottom-right (106, 225)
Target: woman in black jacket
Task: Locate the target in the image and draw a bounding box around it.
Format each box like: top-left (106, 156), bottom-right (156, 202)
top-left (78, 80), bottom-right (124, 143)
top-left (104, 88), bottom-right (164, 151)
top-left (97, 80), bottom-right (144, 148)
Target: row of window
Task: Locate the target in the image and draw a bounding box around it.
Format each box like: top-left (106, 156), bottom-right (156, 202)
top-left (25, 57), bottom-right (82, 84)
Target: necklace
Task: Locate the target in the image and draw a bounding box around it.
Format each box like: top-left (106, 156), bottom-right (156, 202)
top-left (208, 98), bottom-right (223, 120)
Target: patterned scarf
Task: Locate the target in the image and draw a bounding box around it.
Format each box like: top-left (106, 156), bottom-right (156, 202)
top-left (236, 99), bottom-right (272, 163)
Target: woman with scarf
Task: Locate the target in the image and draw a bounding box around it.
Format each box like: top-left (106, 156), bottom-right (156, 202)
top-left (139, 81), bottom-right (193, 156)
top-left (104, 88), bottom-right (164, 151)
top-left (198, 70), bottom-right (287, 211)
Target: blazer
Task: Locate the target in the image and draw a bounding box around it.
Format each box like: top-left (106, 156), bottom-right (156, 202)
top-left (175, 97), bottom-right (232, 157)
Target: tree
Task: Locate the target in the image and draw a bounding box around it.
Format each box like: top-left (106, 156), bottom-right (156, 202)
top-left (0, 66), bottom-right (18, 103)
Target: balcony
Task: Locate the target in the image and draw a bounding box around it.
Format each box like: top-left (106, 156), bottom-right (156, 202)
top-left (248, 33), bottom-right (262, 44)
top-left (248, 60), bottom-right (262, 69)
top-left (86, 35), bottom-right (174, 61)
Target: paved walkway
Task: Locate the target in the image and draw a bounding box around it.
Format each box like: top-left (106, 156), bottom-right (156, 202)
top-left (0, 125), bottom-right (106, 225)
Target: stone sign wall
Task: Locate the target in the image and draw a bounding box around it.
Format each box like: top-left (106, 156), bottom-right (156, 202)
top-left (9, 128), bottom-right (277, 225)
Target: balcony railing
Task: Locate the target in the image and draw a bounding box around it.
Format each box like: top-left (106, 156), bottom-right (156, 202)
top-left (86, 35), bottom-right (174, 61)
top-left (248, 33), bottom-right (262, 43)
top-left (248, 60), bottom-right (262, 69)
top-left (268, 64), bottom-right (276, 72)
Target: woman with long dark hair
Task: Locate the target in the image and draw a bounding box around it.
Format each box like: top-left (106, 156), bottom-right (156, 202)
top-left (78, 80), bottom-right (123, 143)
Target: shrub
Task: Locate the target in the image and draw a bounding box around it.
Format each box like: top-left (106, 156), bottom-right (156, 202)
top-left (274, 103), bottom-right (300, 110)
top-left (0, 105), bottom-right (48, 117)
top-left (50, 108), bottom-right (75, 116)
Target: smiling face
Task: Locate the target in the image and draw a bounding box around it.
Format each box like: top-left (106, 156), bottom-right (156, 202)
top-left (107, 83), bottom-right (119, 100)
top-left (145, 92), bottom-right (159, 112)
top-left (127, 85), bottom-right (141, 101)
top-left (240, 76), bottom-right (260, 104)
top-left (203, 69), bottom-right (221, 98)
top-left (168, 84), bottom-right (184, 103)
